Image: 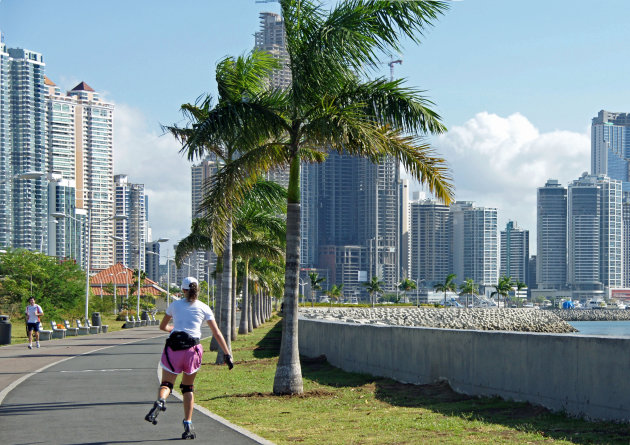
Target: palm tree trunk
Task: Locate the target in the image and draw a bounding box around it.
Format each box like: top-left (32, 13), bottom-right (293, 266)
top-left (231, 259), bottom-right (237, 340)
top-left (247, 284), bottom-right (253, 332)
top-left (238, 259), bottom-right (249, 335)
top-left (210, 268), bottom-right (222, 351)
top-left (252, 291), bottom-right (260, 329)
top-left (216, 219), bottom-right (232, 365)
top-left (273, 163), bottom-right (304, 395)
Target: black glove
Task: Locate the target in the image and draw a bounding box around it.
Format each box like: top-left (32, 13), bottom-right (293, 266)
top-left (225, 354), bottom-right (234, 370)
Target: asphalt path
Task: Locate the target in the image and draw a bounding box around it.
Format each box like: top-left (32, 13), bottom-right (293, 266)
top-left (0, 326), bottom-right (271, 445)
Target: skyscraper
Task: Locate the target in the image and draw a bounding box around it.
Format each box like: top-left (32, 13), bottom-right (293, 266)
top-left (3, 46), bottom-right (48, 251)
top-left (254, 12), bottom-right (291, 90)
top-left (409, 199), bottom-right (451, 287)
top-left (67, 82), bottom-right (114, 271)
top-left (300, 151), bottom-right (401, 295)
top-left (536, 179), bottom-right (567, 291)
top-left (450, 201), bottom-right (498, 288)
top-left (567, 173), bottom-right (622, 298)
top-left (114, 175), bottom-right (146, 272)
top-left (500, 221), bottom-right (529, 284)
top-left (591, 110), bottom-right (630, 190)
top-left (0, 38), bottom-right (11, 248)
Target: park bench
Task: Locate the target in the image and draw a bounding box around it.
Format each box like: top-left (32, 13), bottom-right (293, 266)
top-left (63, 320), bottom-right (79, 336)
top-left (84, 319), bottom-right (100, 334)
top-left (75, 319), bottom-right (91, 335)
top-left (87, 318), bottom-right (108, 333)
top-left (150, 313), bottom-right (159, 326)
top-left (38, 322), bottom-right (53, 340)
top-left (49, 321), bottom-right (66, 339)
top-left (123, 315), bottom-right (135, 328)
top-left (130, 315), bottom-right (141, 327)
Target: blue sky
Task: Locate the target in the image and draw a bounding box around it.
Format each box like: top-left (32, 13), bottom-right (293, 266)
top-left (2, 0), bottom-right (629, 256)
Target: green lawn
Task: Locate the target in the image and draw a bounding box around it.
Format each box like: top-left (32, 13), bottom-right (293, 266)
top-left (5, 312), bottom-right (151, 345)
top-left (193, 316), bottom-right (630, 445)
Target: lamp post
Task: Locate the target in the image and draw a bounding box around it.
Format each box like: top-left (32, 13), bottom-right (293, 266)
top-left (298, 278), bottom-right (306, 306)
top-left (409, 278), bottom-right (425, 307)
top-left (53, 210), bottom-right (127, 322)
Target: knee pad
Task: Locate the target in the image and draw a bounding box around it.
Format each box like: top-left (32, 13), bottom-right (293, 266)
top-left (180, 384), bottom-right (194, 394)
top-left (160, 381), bottom-right (174, 395)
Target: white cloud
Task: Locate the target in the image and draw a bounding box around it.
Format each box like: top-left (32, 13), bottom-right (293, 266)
top-left (113, 103), bottom-right (193, 256)
top-left (414, 112), bottom-right (590, 253)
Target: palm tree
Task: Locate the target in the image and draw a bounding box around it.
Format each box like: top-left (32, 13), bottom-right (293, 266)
top-left (434, 273), bottom-right (457, 306)
top-left (308, 272), bottom-right (325, 307)
top-left (364, 276), bottom-right (384, 308)
top-left (178, 1), bottom-right (453, 395)
top-left (168, 50), bottom-right (280, 364)
top-left (398, 278), bottom-right (417, 304)
top-left (175, 180), bottom-right (286, 345)
top-left (459, 278), bottom-right (478, 309)
top-left (491, 276), bottom-right (513, 308)
top-left (327, 284), bottom-right (343, 310)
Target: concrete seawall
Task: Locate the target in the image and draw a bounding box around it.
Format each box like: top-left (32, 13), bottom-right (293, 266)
top-left (298, 318), bottom-right (630, 422)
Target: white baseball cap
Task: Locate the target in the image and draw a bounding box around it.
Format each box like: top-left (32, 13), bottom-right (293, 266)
top-left (181, 277), bottom-right (198, 290)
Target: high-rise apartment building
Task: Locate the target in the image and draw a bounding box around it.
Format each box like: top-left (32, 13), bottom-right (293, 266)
top-left (409, 199), bottom-right (451, 287)
top-left (623, 195), bottom-right (630, 288)
top-left (451, 201), bottom-right (498, 287)
top-left (67, 82), bottom-right (114, 271)
top-left (114, 175), bottom-right (146, 272)
top-left (500, 221), bottom-right (529, 284)
top-left (567, 173), bottom-right (622, 297)
top-left (591, 110), bottom-right (630, 190)
top-left (145, 240), bottom-right (161, 283)
top-left (190, 157), bottom-right (222, 282)
top-left (2, 46), bottom-right (48, 251)
top-left (300, 151), bottom-right (400, 296)
top-left (0, 38), bottom-right (11, 248)
top-left (537, 179), bottom-right (568, 290)
top-left (254, 12), bottom-right (291, 90)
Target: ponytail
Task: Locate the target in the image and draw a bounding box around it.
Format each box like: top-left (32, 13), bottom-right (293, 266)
top-left (187, 282), bottom-right (199, 302)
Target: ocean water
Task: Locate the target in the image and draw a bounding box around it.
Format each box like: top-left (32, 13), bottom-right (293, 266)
top-left (568, 321), bottom-right (630, 337)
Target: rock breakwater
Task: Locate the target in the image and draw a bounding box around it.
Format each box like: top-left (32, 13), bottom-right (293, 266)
top-left (550, 309), bottom-right (630, 322)
top-left (300, 307), bottom-right (577, 333)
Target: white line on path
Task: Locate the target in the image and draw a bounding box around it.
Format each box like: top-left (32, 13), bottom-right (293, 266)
top-left (60, 368), bottom-right (134, 373)
top-left (0, 335), bottom-right (163, 406)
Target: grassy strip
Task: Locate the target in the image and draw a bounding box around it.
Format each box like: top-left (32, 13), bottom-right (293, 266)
top-left (194, 315), bottom-right (630, 445)
top-left (6, 312), bottom-right (149, 345)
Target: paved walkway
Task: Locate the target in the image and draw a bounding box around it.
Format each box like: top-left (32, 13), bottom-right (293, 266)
top-left (0, 326), bottom-right (273, 444)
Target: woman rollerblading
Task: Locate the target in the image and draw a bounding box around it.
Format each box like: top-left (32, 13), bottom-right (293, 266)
top-left (144, 276), bottom-right (233, 438)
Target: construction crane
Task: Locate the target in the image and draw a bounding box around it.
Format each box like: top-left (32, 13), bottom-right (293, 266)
top-left (255, 0), bottom-right (279, 3)
top-left (388, 58), bottom-right (402, 81)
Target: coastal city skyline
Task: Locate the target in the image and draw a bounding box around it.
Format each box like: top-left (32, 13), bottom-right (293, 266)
top-left (3, 1), bottom-right (629, 258)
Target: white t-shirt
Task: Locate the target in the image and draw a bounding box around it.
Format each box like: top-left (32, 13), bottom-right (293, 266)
top-left (166, 298), bottom-right (214, 339)
top-left (25, 304), bottom-right (43, 323)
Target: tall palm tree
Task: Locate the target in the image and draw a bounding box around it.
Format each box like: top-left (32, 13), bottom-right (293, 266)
top-left (364, 276), bottom-right (384, 308)
top-left (168, 50), bottom-right (280, 364)
top-left (459, 278), bottom-right (478, 309)
top-left (398, 278), bottom-right (417, 304)
top-left (179, 1), bottom-right (453, 395)
top-left (434, 273), bottom-right (457, 306)
top-left (327, 284), bottom-right (343, 310)
top-left (491, 275), bottom-right (513, 308)
top-left (176, 180), bottom-right (286, 347)
top-left (308, 272), bottom-right (325, 307)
